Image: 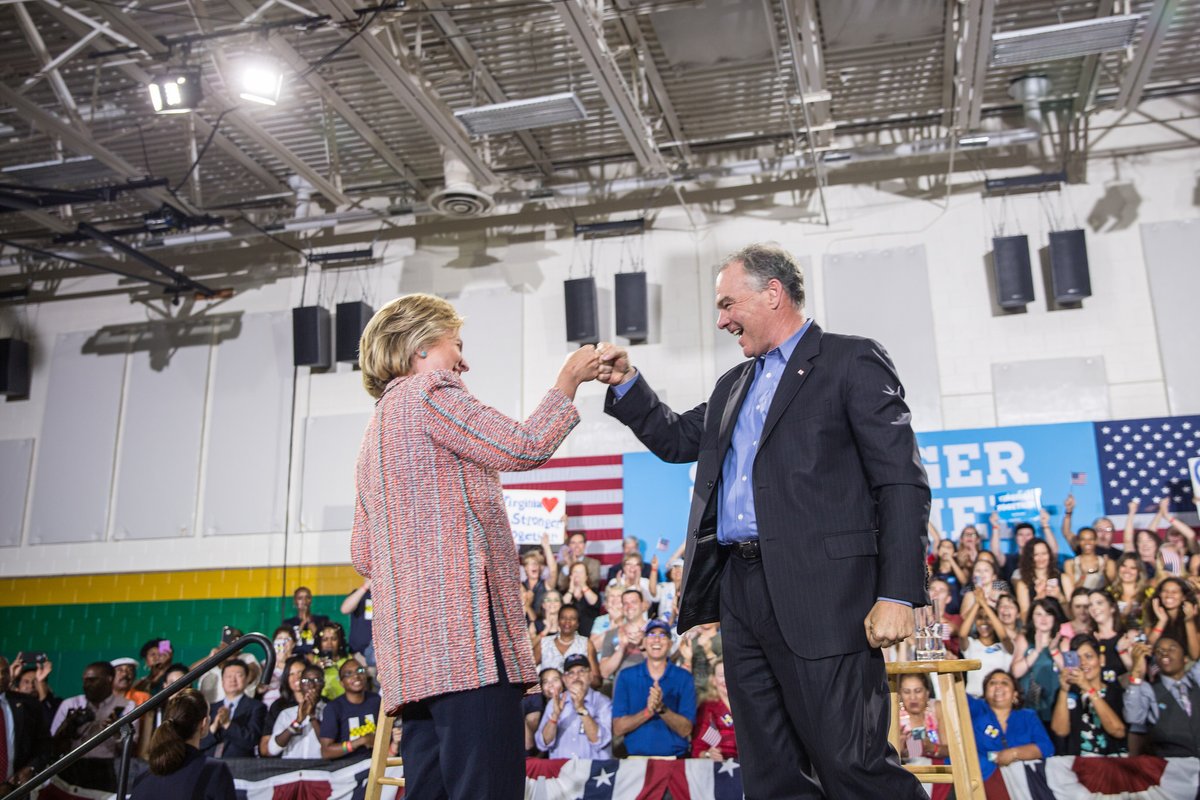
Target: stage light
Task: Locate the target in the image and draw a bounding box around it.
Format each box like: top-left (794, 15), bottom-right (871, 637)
top-left (238, 60), bottom-right (284, 106)
top-left (147, 70), bottom-right (202, 114)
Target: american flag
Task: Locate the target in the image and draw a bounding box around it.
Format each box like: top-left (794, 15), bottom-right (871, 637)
top-left (1094, 415), bottom-right (1198, 516)
top-left (1071, 472), bottom-right (1088, 485)
top-left (700, 723), bottom-right (723, 748)
top-left (502, 454), bottom-right (624, 564)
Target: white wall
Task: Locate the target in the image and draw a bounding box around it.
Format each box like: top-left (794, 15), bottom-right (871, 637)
top-left (1, 99), bottom-right (1196, 576)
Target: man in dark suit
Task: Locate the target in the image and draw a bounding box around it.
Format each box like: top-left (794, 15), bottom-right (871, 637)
top-left (199, 660), bottom-right (265, 759)
top-left (0, 655), bottom-right (52, 794)
top-left (597, 243), bottom-right (930, 798)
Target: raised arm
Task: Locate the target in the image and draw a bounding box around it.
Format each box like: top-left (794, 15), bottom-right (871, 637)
top-left (1062, 494), bottom-right (1079, 552)
top-left (600, 347), bottom-right (709, 464)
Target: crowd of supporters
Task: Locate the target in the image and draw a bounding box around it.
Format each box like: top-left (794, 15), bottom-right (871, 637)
top-left (3, 498), bottom-right (1198, 797)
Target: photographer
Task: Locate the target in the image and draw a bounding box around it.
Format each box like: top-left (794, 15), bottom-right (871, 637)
top-left (1124, 637), bottom-right (1200, 757)
top-left (49, 662), bottom-right (130, 791)
top-left (10, 652), bottom-right (60, 722)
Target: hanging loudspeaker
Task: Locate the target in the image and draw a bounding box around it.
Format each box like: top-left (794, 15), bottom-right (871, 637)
top-left (564, 277), bottom-right (599, 343)
top-left (336, 301), bottom-right (374, 363)
top-left (614, 272), bottom-right (648, 342)
top-left (992, 235), bottom-right (1035, 309)
top-left (0, 338), bottom-right (30, 397)
top-left (292, 306), bottom-right (332, 369)
top-left (1048, 229), bottom-right (1092, 305)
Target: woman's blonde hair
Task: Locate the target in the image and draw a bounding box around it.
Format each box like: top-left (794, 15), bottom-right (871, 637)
top-left (359, 293), bottom-right (464, 398)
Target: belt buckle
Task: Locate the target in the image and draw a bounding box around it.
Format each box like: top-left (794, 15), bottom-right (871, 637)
top-left (737, 540), bottom-right (760, 559)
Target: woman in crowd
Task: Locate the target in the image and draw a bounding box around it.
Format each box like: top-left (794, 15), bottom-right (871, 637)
top-left (1051, 635), bottom-right (1127, 756)
top-left (955, 526), bottom-right (983, 572)
top-left (1015, 538), bottom-right (1072, 617)
top-left (676, 622), bottom-right (723, 691)
top-left (1010, 598), bottom-right (1066, 725)
top-left (531, 590), bottom-right (564, 643)
top-left (1063, 588), bottom-right (1094, 639)
top-left (535, 605), bottom-right (599, 684)
top-left (259, 627), bottom-right (297, 707)
top-left (958, 587), bottom-right (1014, 697)
top-left (589, 584), bottom-right (626, 651)
top-left (691, 659), bottom-right (737, 761)
top-left (967, 670), bottom-right (1053, 790)
top-left (1144, 577), bottom-right (1200, 660)
top-left (959, 558), bottom-right (1003, 617)
top-left (519, 551), bottom-right (548, 625)
top-left (895, 673), bottom-right (946, 764)
top-left (1109, 553), bottom-right (1150, 631)
top-left (265, 665), bottom-right (326, 759)
top-left (654, 558), bottom-right (686, 622)
top-left (995, 593), bottom-right (1023, 643)
top-left (131, 689), bottom-right (235, 800)
top-left (1063, 526), bottom-right (1115, 590)
top-left (314, 622), bottom-right (352, 701)
top-left (351, 293), bottom-right (598, 800)
top-left (561, 561), bottom-right (602, 636)
top-left (260, 655), bottom-right (308, 756)
top-left (927, 578), bottom-right (963, 657)
top-left (1086, 590), bottom-right (1135, 685)
top-left (1130, 526), bottom-right (1169, 580)
top-left (930, 538), bottom-right (966, 614)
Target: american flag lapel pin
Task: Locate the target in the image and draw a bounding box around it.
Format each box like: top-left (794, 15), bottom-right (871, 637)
top-left (797, 368), bottom-right (805, 375)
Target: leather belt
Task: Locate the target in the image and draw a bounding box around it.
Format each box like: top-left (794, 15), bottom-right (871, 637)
top-left (724, 540), bottom-right (761, 560)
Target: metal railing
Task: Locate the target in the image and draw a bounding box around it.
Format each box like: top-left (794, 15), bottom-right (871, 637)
top-left (9, 632), bottom-right (276, 800)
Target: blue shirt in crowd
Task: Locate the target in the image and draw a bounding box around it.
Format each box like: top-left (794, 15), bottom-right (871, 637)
top-left (966, 695), bottom-right (1053, 781)
top-left (612, 661), bottom-right (696, 757)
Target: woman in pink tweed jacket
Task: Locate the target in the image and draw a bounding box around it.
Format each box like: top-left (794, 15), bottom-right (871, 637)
top-left (351, 293), bottom-right (599, 800)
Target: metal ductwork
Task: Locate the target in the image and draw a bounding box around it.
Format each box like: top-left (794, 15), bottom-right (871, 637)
top-left (426, 152), bottom-right (495, 218)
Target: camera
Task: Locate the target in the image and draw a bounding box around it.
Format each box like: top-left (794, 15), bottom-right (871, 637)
top-left (1062, 651), bottom-right (1081, 669)
top-left (221, 626), bottom-right (237, 645)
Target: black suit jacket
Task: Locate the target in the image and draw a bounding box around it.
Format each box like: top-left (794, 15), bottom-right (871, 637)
top-left (198, 696), bottom-right (266, 759)
top-left (606, 323), bottom-right (930, 658)
top-left (4, 690), bottom-right (52, 775)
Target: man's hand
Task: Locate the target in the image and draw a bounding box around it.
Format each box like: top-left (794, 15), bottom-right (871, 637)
top-left (1130, 642), bottom-right (1151, 679)
top-left (864, 601), bottom-right (914, 649)
top-left (569, 682), bottom-right (587, 709)
top-left (1064, 494), bottom-right (1075, 514)
top-left (647, 681), bottom-right (663, 714)
top-left (596, 343), bottom-right (634, 386)
top-left (215, 705), bottom-right (231, 730)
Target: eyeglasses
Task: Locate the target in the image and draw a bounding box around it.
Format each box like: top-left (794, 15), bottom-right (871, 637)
top-left (300, 678), bottom-right (323, 686)
top-left (340, 667), bottom-right (367, 678)
top-left (644, 631), bottom-right (669, 639)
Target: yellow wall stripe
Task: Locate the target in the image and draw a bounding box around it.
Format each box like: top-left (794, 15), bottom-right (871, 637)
top-left (0, 564), bottom-right (363, 607)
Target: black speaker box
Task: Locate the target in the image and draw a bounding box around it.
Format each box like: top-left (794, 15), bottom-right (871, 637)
top-left (564, 277), bottom-right (599, 343)
top-left (614, 272), bottom-right (648, 342)
top-left (336, 301), bottom-right (374, 363)
top-left (0, 338), bottom-right (30, 397)
top-left (1048, 229), bottom-right (1092, 304)
top-left (292, 306), bottom-right (331, 369)
top-left (992, 235), bottom-right (1035, 309)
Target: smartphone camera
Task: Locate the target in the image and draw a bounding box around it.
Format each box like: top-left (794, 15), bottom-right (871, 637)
top-left (1062, 651), bottom-right (1081, 669)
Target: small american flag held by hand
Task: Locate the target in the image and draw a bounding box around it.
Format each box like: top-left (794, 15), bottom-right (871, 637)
top-left (701, 724), bottom-right (722, 748)
top-left (1071, 472), bottom-right (1087, 485)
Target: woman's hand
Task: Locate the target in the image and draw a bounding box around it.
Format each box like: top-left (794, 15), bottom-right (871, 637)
top-left (1152, 596), bottom-right (1168, 623)
top-left (555, 346), bottom-right (602, 399)
top-left (994, 748), bottom-right (1020, 767)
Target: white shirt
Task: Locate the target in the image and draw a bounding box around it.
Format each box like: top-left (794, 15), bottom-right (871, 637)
top-left (267, 703), bottom-right (326, 759)
top-left (962, 638), bottom-right (1014, 697)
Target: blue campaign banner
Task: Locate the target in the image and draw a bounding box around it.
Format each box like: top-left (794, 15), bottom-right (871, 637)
top-left (621, 452), bottom-right (696, 570)
top-left (917, 422), bottom-right (1105, 553)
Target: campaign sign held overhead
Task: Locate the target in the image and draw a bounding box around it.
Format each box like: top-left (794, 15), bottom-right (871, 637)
top-left (505, 489), bottom-right (567, 546)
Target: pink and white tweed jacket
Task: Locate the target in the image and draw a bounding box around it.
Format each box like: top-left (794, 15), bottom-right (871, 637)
top-left (351, 369), bottom-right (579, 711)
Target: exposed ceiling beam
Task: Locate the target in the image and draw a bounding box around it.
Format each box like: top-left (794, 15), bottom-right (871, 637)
top-left (952, 0), bottom-right (995, 131)
top-left (13, 2), bottom-right (86, 129)
top-left (554, 0), bottom-right (669, 174)
top-left (87, 1), bottom-right (351, 205)
top-left (1073, 1), bottom-right (1120, 115)
top-left (939, 0), bottom-right (957, 128)
top-left (226, 0), bottom-right (429, 194)
top-left (311, 0), bottom-right (497, 185)
top-left (782, 0), bottom-right (831, 139)
top-left (1116, 0), bottom-right (1179, 110)
top-left (0, 82), bottom-right (199, 216)
top-left (421, 0), bottom-right (554, 177)
top-left (77, 221), bottom-right (217, 296)
top-left (33, 1), bottom-right (290, 197)
top-left (611, 0), bottom-right (691, 164)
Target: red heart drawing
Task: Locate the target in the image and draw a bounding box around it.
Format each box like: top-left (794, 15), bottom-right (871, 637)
top-left (541, 497), bottom-right (559, 513)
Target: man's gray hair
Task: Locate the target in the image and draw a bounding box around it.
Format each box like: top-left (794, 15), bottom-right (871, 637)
top-left (721, 242), bottom-right (805, 308)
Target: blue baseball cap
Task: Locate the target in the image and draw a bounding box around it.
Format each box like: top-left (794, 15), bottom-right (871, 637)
top-left (644, 619), bottom-right (672, 636)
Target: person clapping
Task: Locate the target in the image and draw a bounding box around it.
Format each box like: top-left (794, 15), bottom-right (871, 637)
top-left (535, 654), bottom-right (612, 758)
top-left (612, 620), bottom-right (695, 757)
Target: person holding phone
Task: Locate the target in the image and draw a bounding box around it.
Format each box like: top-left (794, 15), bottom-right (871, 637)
top-left (1124, 637), bottom-right (1200, 757)
top-left (1051, 635), bottom-right (1127, 755)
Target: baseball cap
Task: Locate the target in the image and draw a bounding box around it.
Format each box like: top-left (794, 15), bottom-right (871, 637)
top-left (110, 657), bottom-right (138, 669)
top-left (562, 654), bottom-right (590, 672)
top-left (644, 619), bottom-right (672, 636)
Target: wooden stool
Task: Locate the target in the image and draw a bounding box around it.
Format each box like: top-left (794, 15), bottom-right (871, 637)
top-left (887, 659), bottom-right (984, 800)
top-left (364, 707), bottom-right (404, 800)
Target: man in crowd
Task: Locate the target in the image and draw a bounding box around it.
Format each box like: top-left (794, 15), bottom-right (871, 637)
top-left (340, 578), bottom-right (375, 671)
top-left (556, 531), bottom-right (602, 592)
top-left (535, 654), bottom-right (612, 759)
top-left (599, 589), bottom-right (649, 683)
top-left (1126, 638), bottom-right (1200, 757)
top-left (606, 537), bottom-right (652, 583)
top-left (994, 516), bottom-right (1058, 583)
top-left (599, 242), bottom-right (930, 796)
top-left (110, 658), bottom-right (148, 706)
top-left (319, 661), bottom-right (380, 763)
top-left (1063, 494), bottom-right (1122, 557)
top-left (0, 655), bottom-right (51, 795)
top-left (266, 665), bottom-right (326, 759)
top-left (50, 662), bottom-right (129, 791)
top-left (282, 586), bottom-right (329, 656)
top-left (610, 553), bottom-right (655, 605)
top-left (134, 638), bottom-right (173, 694)
top-left (199, 660), bottom-right (266, 758)
top-left (612, 620), bottom-right (695, 757)
top-left (198, 627), bottom-right (262, 704)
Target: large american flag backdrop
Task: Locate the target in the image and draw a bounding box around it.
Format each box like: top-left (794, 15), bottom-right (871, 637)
top-left (1095, 414), bottom-right (1199, 524)
top-left (502, 455), bottom-right (626, 564)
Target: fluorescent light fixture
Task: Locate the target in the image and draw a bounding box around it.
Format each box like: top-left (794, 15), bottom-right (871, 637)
top-left (238, 60), bottom-right (284, 106)
top-left (821, 151), bottom-right (852, 163)
top-left (991, 14), bottom-right (1140, 67)
top-left (148, 70), bottom-right (202, 114)
top-left (789, 90), bottom-right (832, 105)
top-left (958, 134), bottom-right (990, 147)
top-left (160, 230), bottom-right (232, 246)
top-left (454, 92), bottom-right (587, 136)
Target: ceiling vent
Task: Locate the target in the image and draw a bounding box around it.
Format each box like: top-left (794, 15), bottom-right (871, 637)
top-left (990, 15), bottom-right (1141, 67)
top-left (454, 92), bottom-right (587, 136)
top-left (427, 152), bottom-right (495, 218)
